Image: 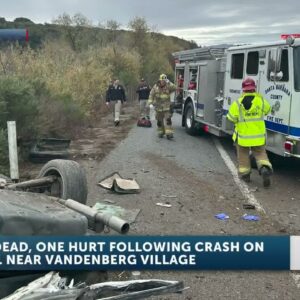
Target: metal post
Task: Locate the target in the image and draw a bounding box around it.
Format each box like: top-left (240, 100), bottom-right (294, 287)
top-left (7, 121), bottom-right (19, 181)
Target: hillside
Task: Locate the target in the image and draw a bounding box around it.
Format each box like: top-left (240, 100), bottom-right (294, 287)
top-left (0, 16), bottom-right (197, 50)
top-left (0, 15), bottom-right (197, 172)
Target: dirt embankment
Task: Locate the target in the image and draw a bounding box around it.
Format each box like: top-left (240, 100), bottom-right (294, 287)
top-left (20, 104), bottom-right (139, 179)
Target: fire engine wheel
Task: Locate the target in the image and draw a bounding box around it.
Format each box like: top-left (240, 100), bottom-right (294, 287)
top-left (184, 102), bottom-right (197, 135)
top-left (37, 159), bottom-right (88, 204)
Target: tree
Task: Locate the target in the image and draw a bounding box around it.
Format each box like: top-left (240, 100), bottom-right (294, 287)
top-left (52, 13), bottom-right (92, 51)
top-left (128, 17), bottom-right (149, 55)
top-left (105, 20), bottom-right (121, 44)
top-left (14, 17), bottom-right (34, 24)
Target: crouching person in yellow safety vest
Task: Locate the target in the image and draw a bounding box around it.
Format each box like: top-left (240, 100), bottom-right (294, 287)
top-left (227, 78), bottom-right (273, 187)
top-left (148, 74), bottom-right (176, 139)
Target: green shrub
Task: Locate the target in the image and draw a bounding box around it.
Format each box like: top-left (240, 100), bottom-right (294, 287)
top-left (36, 93), bottom-right (85, 138)
top-left (0, 76), bottom-right (38, 140)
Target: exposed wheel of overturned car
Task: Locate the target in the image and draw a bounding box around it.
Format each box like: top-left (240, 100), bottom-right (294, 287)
top-left (38, 159), bottom-right (88, 204)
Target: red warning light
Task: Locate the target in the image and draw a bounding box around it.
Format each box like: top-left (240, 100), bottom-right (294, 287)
top-left (284, 141), bottom-right (293, 152)
top-left (203, 125), bottom-right (209, 133)
top-left (281, 34), bottom-right (300, 40)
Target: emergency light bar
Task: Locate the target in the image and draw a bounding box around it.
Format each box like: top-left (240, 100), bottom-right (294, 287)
top-left (280, 34), bottom-right (300, 40)
top-left (0, 29), bottom-right (29, 42)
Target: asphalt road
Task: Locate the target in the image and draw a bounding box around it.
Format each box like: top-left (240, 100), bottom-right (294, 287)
top-left (81, 113), bottom-right (300, 300)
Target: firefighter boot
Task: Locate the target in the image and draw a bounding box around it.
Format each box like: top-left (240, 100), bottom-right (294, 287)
top-left (260, 166), bottom-right (272, 187)
top-left (166, 133), bottom-right (174, 140)
top-left (157, 129), bottom-right (165, 138)
top-left (241, 173), bottom-right (251, 183)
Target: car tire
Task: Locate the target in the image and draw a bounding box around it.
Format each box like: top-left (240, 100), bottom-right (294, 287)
top-left (38, 159), bottom-right (88, 204)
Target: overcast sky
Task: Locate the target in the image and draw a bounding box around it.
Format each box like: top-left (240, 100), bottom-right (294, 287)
top-left (1, 0), bottom-right (300, 45)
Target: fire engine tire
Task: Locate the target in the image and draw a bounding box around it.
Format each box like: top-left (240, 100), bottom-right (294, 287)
top-left (38, 159), bottom-right (88, 204)
top-left (184, 102), bottom-right (197, 135)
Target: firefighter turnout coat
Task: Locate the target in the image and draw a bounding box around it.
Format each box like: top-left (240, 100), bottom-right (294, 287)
top-left (227, 92), bottom-right (271, 147)
top-left (148, 82), bottom-right (176, 112)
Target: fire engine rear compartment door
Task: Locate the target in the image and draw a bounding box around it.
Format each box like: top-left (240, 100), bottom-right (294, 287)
top-left (196, 65), bottom-right (204, 118)
top-left (197, 61), bottom-right (220, 123)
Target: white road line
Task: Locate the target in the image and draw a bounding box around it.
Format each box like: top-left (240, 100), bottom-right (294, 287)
top-left (291, 273), bottom-right (300, 288)
top-left (213, 138), bottom-right (265, 213)
top-left (213, 138), bottom-right (300, 289)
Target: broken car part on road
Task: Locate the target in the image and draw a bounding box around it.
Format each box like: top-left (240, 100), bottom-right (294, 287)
top-left (93, 202), bottom-right (140, 225)
top-left (28, 138), bottom-right (71, 163)
top-left (1, 161), bottom-right (129, 236)
top-left (4, 271), bottom-right (185, 300)
top-left (0, 158), bottom-right (130, 297)
top-left (59, 198), bottom-right (130, 234)
top-left (98, 172), bottom-right (140, 194)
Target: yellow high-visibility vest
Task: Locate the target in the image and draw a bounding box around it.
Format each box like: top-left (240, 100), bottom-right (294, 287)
top-left (227, 92), bottom-right (271, 147)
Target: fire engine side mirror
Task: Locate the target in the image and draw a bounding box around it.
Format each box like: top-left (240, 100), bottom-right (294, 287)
top-left (286, 36), bottom-right (295, 46)
top-left (270, 71), bottom-right (283, 81)
top-left (275, 48), bottom-right (282, 73)
top-left (269, 48), bottom-right (283, 82)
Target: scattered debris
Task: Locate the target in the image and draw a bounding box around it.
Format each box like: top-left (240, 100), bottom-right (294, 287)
top-left (0, 178), bottom-right (6, 189)
top-left (118, 271), bottom-right (126, 278)
top-left (103, 199), bottom-right (116, 204)
top-left (219, 195), bottom-right (225, 200)
top-left (289, 213), bottom-right (297, 218)
top-left (162, 194), bottom-right (177, 198)
top-left (177, 201), bottom-right (184, 211)
top-left (242, 214), bottom-right (260, 221)
top-left (131, 271), bottom-right (141, 279)
top-left (93, 202), bottom-right (140, 224)
top-left (156, 202), bottom-right (172, 208)
top-left (243, 204), bottom-right (256, 210)
top-left (5, 272), bottom-right (185, 300)
top-left (29, 138), bottom-right (70, 163)
top-left (142, 169), bottom-right (150, 173)
top-left (278, 227), bottom-right (287, 233)
top-left (98, 172), bottom-right (140, 194)
top-left (215, 213), bottom-right (229, 220)
top-left (249, 187), bottom-right (259, 192)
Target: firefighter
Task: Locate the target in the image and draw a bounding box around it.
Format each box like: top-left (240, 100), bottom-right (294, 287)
top-left (227, 78), bottom-right (273, 187)
top-left (106, 79), bottom-right (127, 126)
top-left (148, 74), bottom-right (176, 139)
